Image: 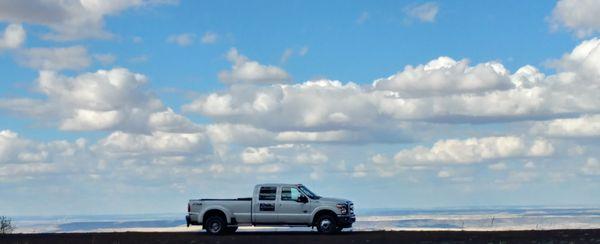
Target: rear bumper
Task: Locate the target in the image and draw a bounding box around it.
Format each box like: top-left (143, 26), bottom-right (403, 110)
top-left (337, 214), bottom-right (356, 228)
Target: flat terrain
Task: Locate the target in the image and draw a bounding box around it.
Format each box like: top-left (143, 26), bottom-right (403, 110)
top-left (2, 229), bottom-right (600, 244)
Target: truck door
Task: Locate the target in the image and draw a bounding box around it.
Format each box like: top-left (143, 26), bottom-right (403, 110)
top-left (277, 186), bottom-right (311, 224)
top-left (252, 186), bottom-right (278, 223)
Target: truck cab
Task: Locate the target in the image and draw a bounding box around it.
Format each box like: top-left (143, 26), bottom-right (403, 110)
top-left (186, 183), bottom-right (355, 234)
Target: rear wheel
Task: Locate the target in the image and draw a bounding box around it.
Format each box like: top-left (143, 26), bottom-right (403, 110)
top-left (204, 216), bottom-right (226, 235)
top-left (316, 214), bottom-right (338, 234)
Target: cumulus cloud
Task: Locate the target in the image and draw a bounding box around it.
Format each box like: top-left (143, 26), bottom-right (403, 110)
top-left (218, 48), bottom-right (291, 84)
top-left (392, 136), bottom-right (552, 165)
top-left (404, 2), bottom-right (439, 23)
top-left (294, 148), bottom-right (328, 164)
top-left (167, 33), bottom-right (195, 46)
top-left (0, 68), bottom-right (197, 133)
top-left (551, 0), bottom-right (600, 38)
top-left (185, 38), bottom-right (600, 136)
top-left (582, 157), bottom-right (600, 175)
top-left (373, 57), bottom-right (513, 97)
top-left (0, 130), bottom-right (87, 180)
top-left (16, 46), bottom-right (91, 71)
top-left (532, 114), bottom-right (600, 137)
top-left (241, 147), bottom-right (275, 164)
top-left (0, 23), bottom-right (25, 50)
top-left (93, 130), bottom-right (209, 156)
top-left (0, 0), bottom-right (174, 41)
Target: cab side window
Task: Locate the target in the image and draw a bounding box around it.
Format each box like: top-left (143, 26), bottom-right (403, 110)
top-left (281, 187), bottom-right (301, 201)
top-left (259, 186), bottom-right (277, 201)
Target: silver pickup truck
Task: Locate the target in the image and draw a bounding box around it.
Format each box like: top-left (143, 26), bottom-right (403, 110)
top-left (186, 183), bottom-right (355, 234)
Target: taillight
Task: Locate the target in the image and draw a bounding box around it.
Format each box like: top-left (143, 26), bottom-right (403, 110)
top-left (187, 203), bottom-right (190, 212)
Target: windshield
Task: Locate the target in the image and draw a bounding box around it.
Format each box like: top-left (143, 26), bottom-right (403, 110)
top-left (298, 185), bottom-right (320, 199)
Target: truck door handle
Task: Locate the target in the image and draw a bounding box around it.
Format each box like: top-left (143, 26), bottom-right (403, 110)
top-left (303, 210), bottom-right (308, 213)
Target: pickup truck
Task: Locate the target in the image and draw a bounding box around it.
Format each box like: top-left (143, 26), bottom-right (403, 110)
top-left (186, 183), bottom-right (355, 234)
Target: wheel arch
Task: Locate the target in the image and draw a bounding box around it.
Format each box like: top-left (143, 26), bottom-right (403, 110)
top-left (201, 207), bottom-right (231, 225)
top-left (311, 209), bottom-right (338, 226)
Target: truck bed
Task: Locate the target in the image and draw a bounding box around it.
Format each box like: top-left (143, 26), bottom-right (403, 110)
top-left (199, 197), bottom-right (252, 201)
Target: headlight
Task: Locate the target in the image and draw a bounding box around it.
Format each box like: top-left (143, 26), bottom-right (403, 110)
top-left (336, 203), bottom-right (348, 215)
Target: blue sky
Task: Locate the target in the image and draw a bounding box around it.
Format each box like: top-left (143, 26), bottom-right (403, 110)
top-left (1, 0), bottom-right (600, 216)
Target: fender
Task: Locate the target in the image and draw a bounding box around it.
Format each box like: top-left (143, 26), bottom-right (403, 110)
top-left (199, 205), bottom-right (234, 224)
top-left (310, 205), bottom-right (339, 223)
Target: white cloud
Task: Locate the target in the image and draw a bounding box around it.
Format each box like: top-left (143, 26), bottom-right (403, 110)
top-left (280, 48), bottom-right (294, 63)
top-left (93, 130), bottom-right (209, 156)
top-left (352, 163), bottom-right (367, 177)
top-left (0, 130), bottom-right (88, 180)
top-left (280, 46), bottom-right (309, 63)
top-left (489, 162), bottom-right (508, 171)
top-left (206, 123), bottom-right (275, 146)
top-left (184, 38), bottom-right (600, 135)
top-left (393, 136), bottom-right (552, 166)
top-left (524, 161), bottom-right (536, 169)
top-left (373, 57), bottom-right (513, 97)
top-left (0, 23), bottom-right (25, 50)
top-left (298, 46), bottom-right (309, 56)
top-left (209, 163), bottom-right (225, 174)
top-left (528, 139), bottom-right (555, 157)
top-left (0, 68), bottom-right (197, 133)
top-left (582, 157), bottom-right (600, 175)
top-left (0, 0), bottom-right (174, 41)
top-left (294, 149), bottom-right (328, 164)
top-left (532, 114), bottom-right (600, 137)
top-left (93, 53), bottom-right (117, 65)
top-left (218, 48), bottom-right (291, 84)
top-left (256, 164), bottom-right (283, 174)
top-left (167, 33), bottom-right (195, 46)
top-left (437, 170), bottom-right (451, 178)
top-left (16, 46), bottom-right (91, 71)
top-left (148, 108), bottom-right (202, 133)
top-left (241, 147), bottom-right (274, 164)
top-left (405, 2), bottom-right (439, 23)
top-left (551, 0), bottom-right (600, 38)
top-left (201, 31), bottom-right (218, 44)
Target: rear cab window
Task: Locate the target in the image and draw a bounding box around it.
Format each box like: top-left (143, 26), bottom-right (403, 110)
top-left (259, 186), bottom-right (277, 201)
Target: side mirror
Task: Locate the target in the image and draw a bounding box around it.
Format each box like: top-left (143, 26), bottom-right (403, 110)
top-left (297, 195), bottom-right (308, 203)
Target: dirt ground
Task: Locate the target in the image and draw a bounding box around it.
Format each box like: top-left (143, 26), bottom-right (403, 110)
top-left (2, 229), bottom-right (600, 244)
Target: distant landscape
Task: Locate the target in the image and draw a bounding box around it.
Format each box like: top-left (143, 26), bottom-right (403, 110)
top-left (10, 207), bottom-right (600, 233)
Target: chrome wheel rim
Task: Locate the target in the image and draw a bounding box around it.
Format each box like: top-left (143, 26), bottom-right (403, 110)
top-left (320, 219), bottom-right (332, 230)
top-left (210, 221), bottom-right (221, 233)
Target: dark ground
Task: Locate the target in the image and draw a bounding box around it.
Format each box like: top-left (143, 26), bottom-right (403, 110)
top-left (2, 229), bottom-right (600, 244)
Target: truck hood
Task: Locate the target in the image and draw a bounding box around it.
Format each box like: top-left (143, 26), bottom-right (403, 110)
top-left (316, 197), bottom-right (351, 204)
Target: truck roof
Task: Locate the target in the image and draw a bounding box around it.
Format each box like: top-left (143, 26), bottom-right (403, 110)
top-left (256, 183), bottom-right (303, 187)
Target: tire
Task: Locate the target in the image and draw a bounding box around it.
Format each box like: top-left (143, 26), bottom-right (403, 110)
top-left (224, 226), bottom-right (238, 234)
top-left (204, 216), bottom-right (226, 235)
top-left (316, 214), bottom-right (338, 234)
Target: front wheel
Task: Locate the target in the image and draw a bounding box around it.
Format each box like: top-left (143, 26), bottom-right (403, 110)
top-left (204, 216), bottom-right (226, 235)
top-left (316, 214), bottom-right (338, 234)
